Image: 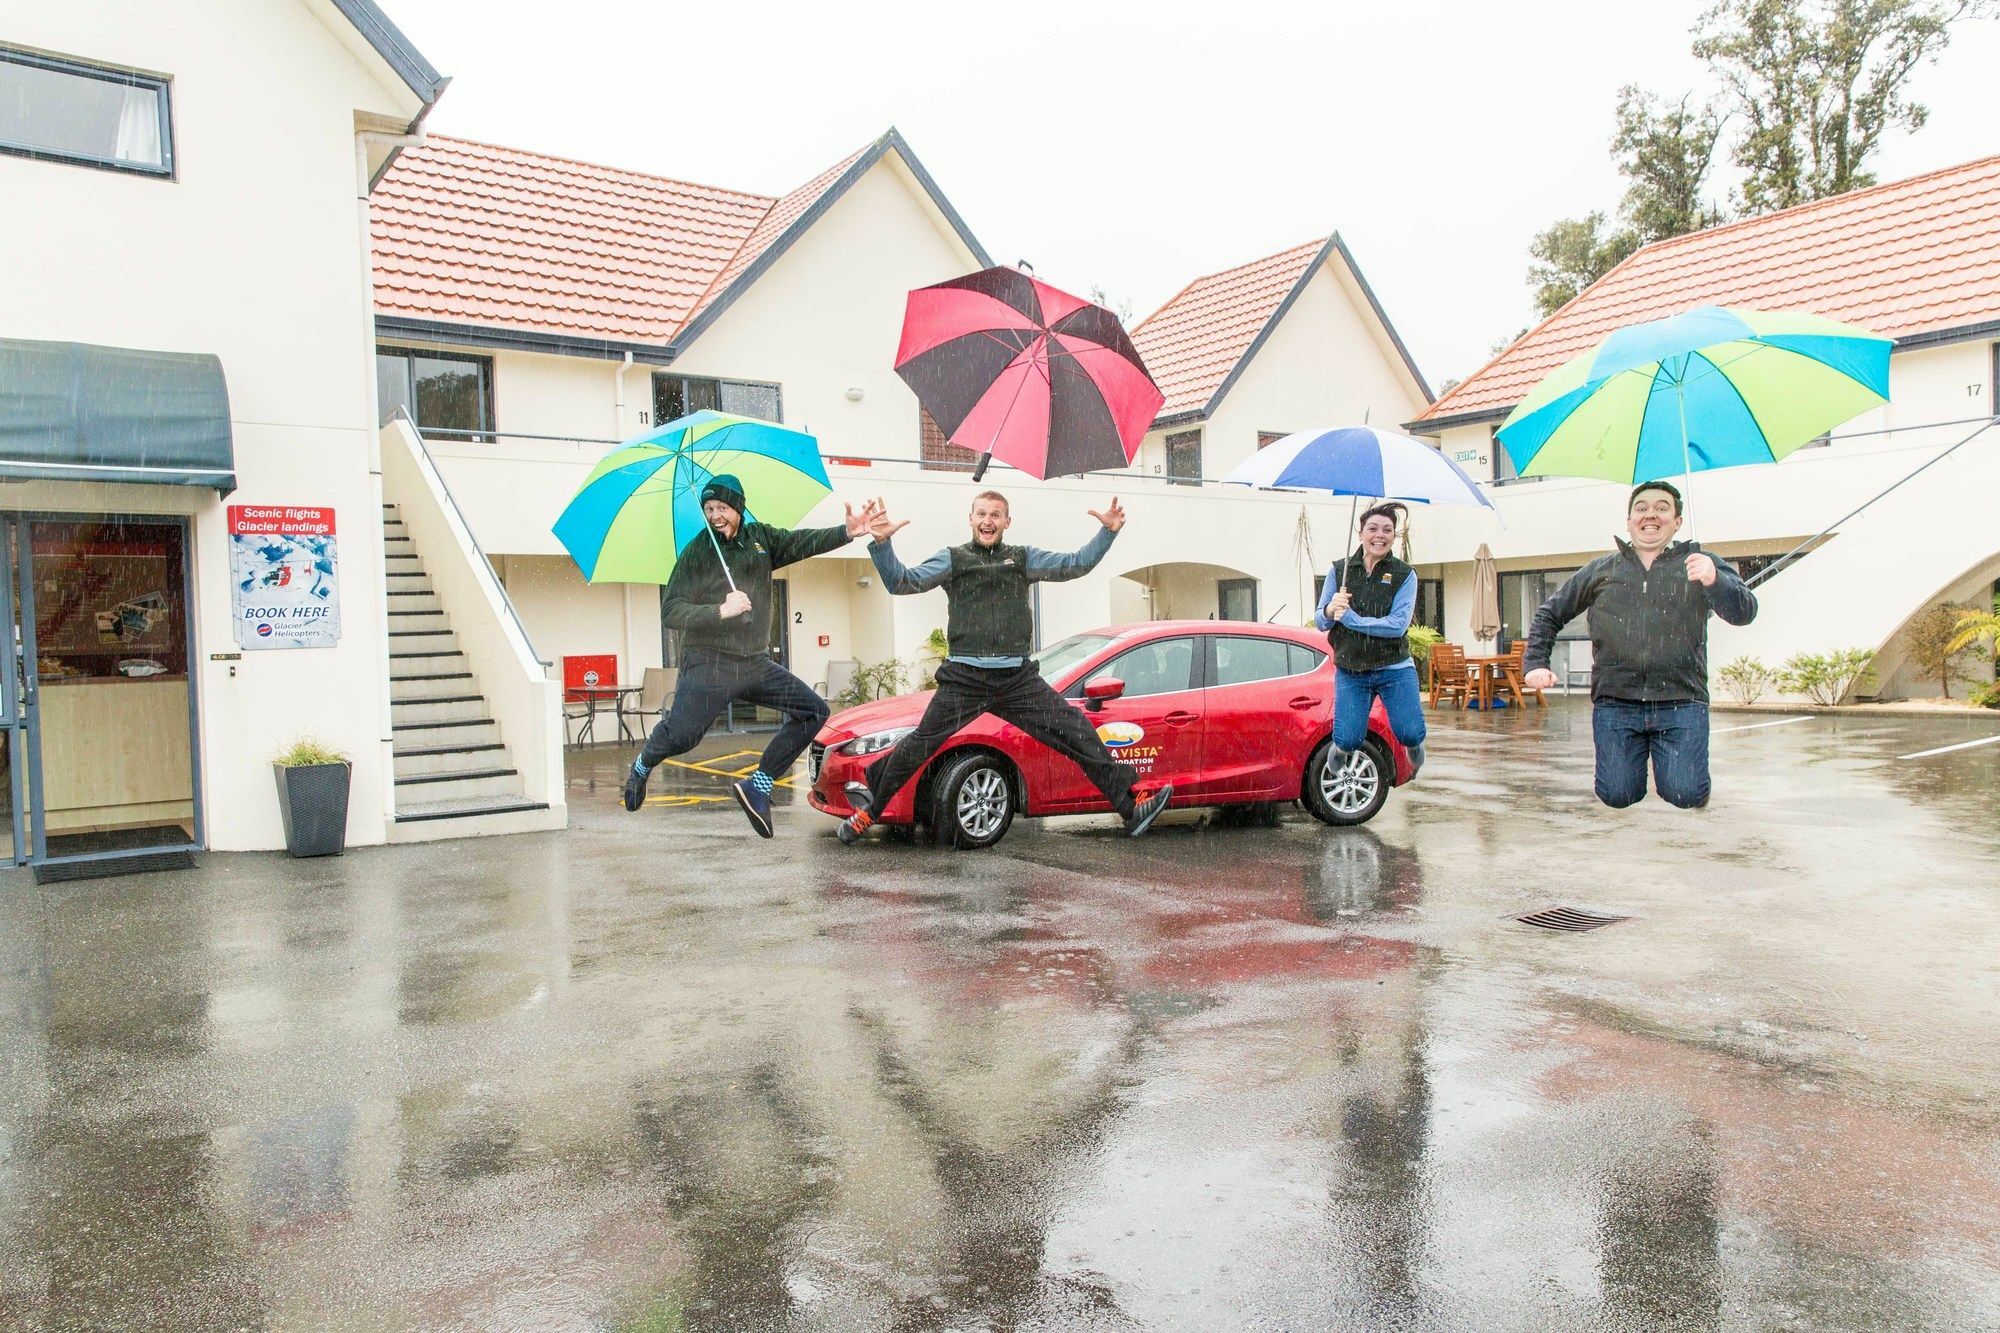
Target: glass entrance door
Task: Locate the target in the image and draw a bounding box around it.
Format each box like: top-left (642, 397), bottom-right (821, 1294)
top-left (7, 515), bottom-right (201, 867)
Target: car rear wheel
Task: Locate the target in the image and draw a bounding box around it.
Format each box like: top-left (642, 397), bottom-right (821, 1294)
top-left (1302, 737), bottom-right (1390, 826)
top-left (931, 751), bottom-right (1016, 849)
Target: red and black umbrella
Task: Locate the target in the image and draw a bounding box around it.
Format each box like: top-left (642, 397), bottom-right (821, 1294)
top-left (895, 266), bottom-right (1164, 481)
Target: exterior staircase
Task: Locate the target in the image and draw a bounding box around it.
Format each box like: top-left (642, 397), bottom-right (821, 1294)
top-left (383, 502), bottom-right (558, 838)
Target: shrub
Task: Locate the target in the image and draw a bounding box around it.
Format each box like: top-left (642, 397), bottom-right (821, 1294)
top-left (1897, 602), bottom-right (1983, 699)
top-left (1780, 648), bottom-right (1875, 706)
top-left (1718, 656), bottom-right (1778, 704)
top-left (275, 737), bottom-right (349, 767)
top-left (831, 658), bottom-right (908, 709)
top-left (1970, 681), bottom-right (2000, 710)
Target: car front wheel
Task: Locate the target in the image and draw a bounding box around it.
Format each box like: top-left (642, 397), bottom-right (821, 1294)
top-left (930, 751), bottom-right (1016, 849)
top-left (1302, 737), bottom-right (1390, 826)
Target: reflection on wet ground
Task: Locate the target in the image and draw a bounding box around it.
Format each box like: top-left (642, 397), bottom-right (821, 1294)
top-left (2, 700), bottom-right (1998, 1329)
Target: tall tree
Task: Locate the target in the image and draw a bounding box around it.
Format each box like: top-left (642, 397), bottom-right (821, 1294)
top-left (1527, 213), bottom-right (1640, 319)
top-left (1611, 86), bottom-right (1729, 241)
top-left (1695, 0), bottom-right (1994, 214)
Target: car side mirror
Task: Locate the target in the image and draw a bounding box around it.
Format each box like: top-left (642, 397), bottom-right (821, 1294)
top-left (1083, 677), bottom-right (1126, 710)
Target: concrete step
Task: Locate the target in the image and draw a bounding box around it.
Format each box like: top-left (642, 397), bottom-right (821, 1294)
top-left (390, 672), bottom-right (476, 701)
top-left (393, 768), bottom-right (523, 802)
top-left (390, 695), bottom-right (489, 725)
top-left (386, 629), bottom-right (459, 653)
top-left (384, 570), bottom-right (432, 585)
top-left (385, 591), bottom-right (441, 614)
top-left (389, 797), bottom-right (566, 844)
top-left (393, 741), bottom-right (510, 779)
top-left (386, 609), bottom-right (450, 634)
top-left (393, 716), bottom-right (501, 749)
top-left (389, 651), bottom-right (465, 680)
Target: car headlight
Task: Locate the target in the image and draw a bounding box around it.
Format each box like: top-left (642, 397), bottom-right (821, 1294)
top-left (841, 726), bottom-right (914, 757)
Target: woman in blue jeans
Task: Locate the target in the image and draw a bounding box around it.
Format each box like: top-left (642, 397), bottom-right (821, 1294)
top-left (1316, 502), bottom-right (1427, 776)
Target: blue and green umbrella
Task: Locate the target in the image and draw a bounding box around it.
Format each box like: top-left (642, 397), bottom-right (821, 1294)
top-left (1496, 305), bottom-right (1893, 490)
top-left (553, 411), bottom-right (831, 584)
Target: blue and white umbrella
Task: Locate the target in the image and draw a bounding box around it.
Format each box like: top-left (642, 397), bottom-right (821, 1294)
top-left (1222, 425), bottom-right (1497, 592)
top-left (1224, 425), bottom-right (1496, 508)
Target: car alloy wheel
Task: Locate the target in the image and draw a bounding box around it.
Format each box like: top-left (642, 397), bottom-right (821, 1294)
top-left (1320, 747), bottom-right (1381, 815)
top-left (956, 766), bottom-right (1010, 841)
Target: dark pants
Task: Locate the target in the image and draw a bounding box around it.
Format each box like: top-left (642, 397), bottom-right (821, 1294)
top-left (638, 649), bottom-right (828, 778)
top-left (1592, 698), bottom-right (1711, 809)
top-left (864, 659), bottom-right (1138, 817)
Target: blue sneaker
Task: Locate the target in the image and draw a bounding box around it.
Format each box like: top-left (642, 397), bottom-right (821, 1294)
top-left (622, 762), bottom-right (650, 812)
top-left (732, 777), bottom-right (774, 838)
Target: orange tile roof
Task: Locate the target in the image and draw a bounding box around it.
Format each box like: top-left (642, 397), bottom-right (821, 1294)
top-left (1130, 238), bottom-right (1327, 418)
top-left (1414, 153), bottom-right (2000, 426)
top-left (371, 135), bottom-right (865, 349)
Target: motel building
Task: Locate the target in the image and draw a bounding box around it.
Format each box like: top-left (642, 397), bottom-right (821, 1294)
top-left (368, 143), bottom-right (1435, 729)
top-left (0, 1), bottom-right (571, 873)
top-left (1405, 155), bottom-right (2000, 703)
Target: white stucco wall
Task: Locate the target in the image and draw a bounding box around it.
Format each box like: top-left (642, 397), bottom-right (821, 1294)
top-left (1, 0), bottom-right (426, 850)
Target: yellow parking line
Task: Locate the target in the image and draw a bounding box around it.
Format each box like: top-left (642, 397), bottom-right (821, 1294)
top-left (644, 794), bottom-right (730, 808)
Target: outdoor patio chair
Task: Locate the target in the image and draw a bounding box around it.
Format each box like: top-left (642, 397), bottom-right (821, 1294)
top-left (620, 667), bottom-right (675, 732)
top-left (1506, 641), bottom-right (1544, 706)
top-left (1429, 643), bottom-right (1471, 709)
top-left (821, 658), bottom-right (860, 702)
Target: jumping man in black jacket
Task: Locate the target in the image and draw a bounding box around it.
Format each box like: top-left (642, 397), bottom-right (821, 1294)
top-left (622, 474), bottom-right (880, 835)
top-left (1522, 480), bottom-right (1757, 809)
top-left (836, 490), bottom-right (1174, 844)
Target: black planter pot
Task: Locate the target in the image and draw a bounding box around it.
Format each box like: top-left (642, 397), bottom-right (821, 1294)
top-left (274, 761), bottom-right (351, 858)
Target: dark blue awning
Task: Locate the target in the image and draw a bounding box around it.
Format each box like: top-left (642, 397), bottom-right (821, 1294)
top-left (0, 338), bottom-right (235, 492)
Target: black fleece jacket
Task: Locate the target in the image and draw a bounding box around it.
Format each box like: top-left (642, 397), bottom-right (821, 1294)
top-left (1524, 539), bottom-right (1757, 703)
top-left (661, 521), bottom-right (852, 657)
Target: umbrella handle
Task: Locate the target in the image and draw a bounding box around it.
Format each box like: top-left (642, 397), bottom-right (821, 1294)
top-left (972, 451), bottom-right (992, 483)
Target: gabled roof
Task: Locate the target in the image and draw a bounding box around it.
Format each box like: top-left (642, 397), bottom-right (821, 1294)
top-left (1413, 153), bottom-right (2000, 430)
top-left (329, 0), bottom-right (448, 106)
top-left (371, 128), bottom-right (989, 363)
top-left (1130, 234), bottom-right (1432, 426)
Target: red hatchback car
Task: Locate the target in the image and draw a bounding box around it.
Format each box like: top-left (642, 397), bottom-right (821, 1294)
top-left (808, 621), bottom-right (1414, 848)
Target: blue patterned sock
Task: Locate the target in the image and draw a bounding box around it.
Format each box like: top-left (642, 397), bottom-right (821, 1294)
top-left (750, 770), bottom-right (775, 794)
top-left (632, 760), bottom-right (650, 777)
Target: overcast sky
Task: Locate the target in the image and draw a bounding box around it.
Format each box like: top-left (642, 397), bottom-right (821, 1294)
top-left (382, 0), bottom-right (2000, 391)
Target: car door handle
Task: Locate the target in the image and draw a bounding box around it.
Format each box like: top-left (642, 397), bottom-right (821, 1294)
top-left (1165, 710), bottom-right (1197, 726)
top-left (1289, 696), bottom-right (1317, 710)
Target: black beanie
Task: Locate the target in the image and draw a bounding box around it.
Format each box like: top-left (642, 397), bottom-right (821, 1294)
top-left (699, 473), bottom-right (746, 517)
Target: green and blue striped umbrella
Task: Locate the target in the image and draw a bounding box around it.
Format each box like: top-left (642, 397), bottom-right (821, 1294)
top-left (553, 411), bottom-right (830, 584)
top-left (1496, 305), bottom-right (1892, 485)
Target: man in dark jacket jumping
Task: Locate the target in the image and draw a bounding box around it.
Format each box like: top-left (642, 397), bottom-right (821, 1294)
top-left (836, 489), bottom-right (1173, 844)
top-left (1522, 480), bottom-right (1757, 809)
top-left (622, 475), bottom-right (879, 835)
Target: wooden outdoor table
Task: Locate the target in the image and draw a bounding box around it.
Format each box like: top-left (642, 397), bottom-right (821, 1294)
top-left (1462, 654), bottom-right (1527, 710)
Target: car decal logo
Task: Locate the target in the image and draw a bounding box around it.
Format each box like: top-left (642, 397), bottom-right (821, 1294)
top-left (1096, 721), bottom-right (1144, 748)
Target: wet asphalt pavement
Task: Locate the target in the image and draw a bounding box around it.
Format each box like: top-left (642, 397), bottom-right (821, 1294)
top-left (3, 698), bottom-right (1999, 1331)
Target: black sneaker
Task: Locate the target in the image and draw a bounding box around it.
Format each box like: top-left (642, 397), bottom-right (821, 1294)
top-left (622, 763), bottom-right (650, 812)
top-left (1125, 784), bottom-right (1173, 837)
top-left (732, 778), bottom-right (774, 838)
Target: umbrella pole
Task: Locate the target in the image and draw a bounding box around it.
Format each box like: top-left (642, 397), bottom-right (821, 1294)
top-left (1337, 494), bottom-right (1359, 591)
top-left (972, 451), bottom-right (992, 483)
top-left (706, 521), bottom-right (739, 594)
top-left (1677, 378), bottom-right (1695, 538)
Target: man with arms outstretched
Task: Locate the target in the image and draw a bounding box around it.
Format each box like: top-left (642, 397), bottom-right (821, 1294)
top-left (622, 475), bottom-right (881, 835)
top-left (837, 490), bottom-right (1174, 844)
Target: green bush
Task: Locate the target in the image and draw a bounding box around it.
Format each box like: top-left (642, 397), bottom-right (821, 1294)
top-left (1969, 680), bottom-right (2000, 710)
top-left (1779, 648), bottom-right (1875, 706)
top-left (1718, 656), bottom-right (1778, 704)
top-left (831, 658), bottom-right (908, 710)
top-left (274, 737), bottom-right (349, 767)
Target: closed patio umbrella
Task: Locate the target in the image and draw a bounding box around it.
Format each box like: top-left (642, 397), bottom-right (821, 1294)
top-left (1469, 543), bottom-right (1500, 645)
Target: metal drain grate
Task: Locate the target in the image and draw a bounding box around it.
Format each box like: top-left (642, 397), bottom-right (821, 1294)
top-left (1516, 906), bottom-right (1629, 932)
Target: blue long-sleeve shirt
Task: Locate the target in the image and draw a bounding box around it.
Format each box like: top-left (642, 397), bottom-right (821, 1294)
top-left (1315, 560), bottom-right (1417, 671)
top-left (869, 526), bottom-right (1117, 667)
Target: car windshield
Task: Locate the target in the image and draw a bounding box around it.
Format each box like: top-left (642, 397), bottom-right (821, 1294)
top-left (1034, 633), bottom-right (1116, 682)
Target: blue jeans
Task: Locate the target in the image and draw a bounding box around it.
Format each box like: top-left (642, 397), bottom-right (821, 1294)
top-left (1592, 699), bottom-right (1710, 809)
top-left (1333, 664), bottom-right (1427, 754)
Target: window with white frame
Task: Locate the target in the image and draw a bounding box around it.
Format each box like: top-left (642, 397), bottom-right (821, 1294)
top-left (0, 47), bottom-right (172, 177)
